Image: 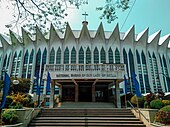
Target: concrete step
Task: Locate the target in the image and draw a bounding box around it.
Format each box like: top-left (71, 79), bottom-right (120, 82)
top-left (29, 108), bottom-right (146, 127)
top-left (29, 122), bottom-right (146, 127)
top-left (31, 119), bottom-right (143, 124)
top-left (34, 117), bottom-right (139, 121)
top-left (38, 114), bottom-right (136, 117)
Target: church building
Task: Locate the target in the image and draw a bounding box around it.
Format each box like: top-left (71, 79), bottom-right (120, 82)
top-left (0, 21), bottom-right (170, 108)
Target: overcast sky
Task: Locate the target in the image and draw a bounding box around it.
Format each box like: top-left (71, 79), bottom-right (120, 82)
top-left (0, 0), bottom-right (170, 44)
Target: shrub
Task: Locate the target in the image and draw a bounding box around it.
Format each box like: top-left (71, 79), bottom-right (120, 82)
top-left (130, 95), bottom-right (145, 108)
top-left (5, 96), bottom-right (13, 108)
top-left (21, 97), bottom-right (30, 106)
top-left (160, 105), bottom-right (170, 112)
top-left (28, 101), bottom-right (35, 108)
top-left (150, 100), bottom-right (164, 109)
top-left (145, 92), bottom-right (155, 103)
top-left (144, 101), bottom-right (150, 108)
top-left (9, 102), bottom-right (23, 109)
top-left (162, 100), bottom-right (170, 106)
top-left (2, 109), bottom-right (18, 125)
top-left (155, 105), bottom-right (170, 124)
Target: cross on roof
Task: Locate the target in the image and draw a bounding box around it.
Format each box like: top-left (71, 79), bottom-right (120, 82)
top-left (82, 12), bottom-right (88, 21)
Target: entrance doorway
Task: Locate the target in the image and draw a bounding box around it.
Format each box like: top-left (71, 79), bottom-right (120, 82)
top-left (62, 85), bottom-right (75, 101)
top-left (79, 84), bottom-right (92, 102)
top-left (95, 84), bottom-right (108, 102)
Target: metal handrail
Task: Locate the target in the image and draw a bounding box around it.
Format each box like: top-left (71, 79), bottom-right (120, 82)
top-left (127, 100), bottom-right (149, 122)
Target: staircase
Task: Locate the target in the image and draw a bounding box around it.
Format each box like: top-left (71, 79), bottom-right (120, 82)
top-left (28, 108), bottom-right (146, 127)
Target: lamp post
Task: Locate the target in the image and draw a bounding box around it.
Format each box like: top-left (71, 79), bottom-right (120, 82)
top-left (13, 79), bottom-right (19, 85)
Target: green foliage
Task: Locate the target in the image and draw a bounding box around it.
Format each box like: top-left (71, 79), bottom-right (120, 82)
top-left (9, 102), bottom-right (23, 109)
top-left (5, 96), bottom-right (13, 108)
top-left (144, 101), bottom-right (150, 108)
top-left (2, 109), bottom-right (19, 125)
top-left (156, 105), bottom-right (170, 124)
top-left (130, 95), bottom-right (145, 108)
top-left (162, 100), bottom-right (170, 106)
top-left (4, 0), bottom-right (129, 34)
top-left (97, 0), bottom-right (130, 23)
top-left (9, 77), bottom-right (31, 94)
top-left (22, 97), bottom-right (30, 107)
top-left (160, 105), bottom-right (170, 112)
top-left (3, 93), bottom-right (34, 108)
top-left (28, 101), bottom-right (35, 108)
top-left (150, 100), bottom-right (164, 109)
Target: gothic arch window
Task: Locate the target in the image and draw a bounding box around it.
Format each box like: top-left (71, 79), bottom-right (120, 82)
top-left (64, 47), bottom-right (69, 64)
top-left (7, 53), bottom-right (11, 69)
top-left (86, 47), bottom-right (91, 64)
top-left (141, 51), bottom-right (150, 93)
top-left (0, 54), bottom-right (1, 65)
top-left (28, 49), bottom-right (34, 78)
top-left (136, 50), bottom-right (140, 64)
top-left (41, 48), bottom-right (47, 75)
top-left (159, 55), bottom-right (166, 91)
top-left (115, 48), bottom-right (120, 64)
top-left (148, 51), bottom-right (156, 92)
top-left (128, 49), bottom-right (135, 93)
top-left (1, 54), bottom-right (7, 80)
top-left (152, 52), bottom-right (161, 92)
top-left (29, 49), bottom-right (34, 64)
top-left (163, 55), bottom-right (167, 67)
top-left (100, 47), bottom-right (106, 63)
top-left (108, 48), bottom-right (113, 64)
top-left (15, 51), bottom-right (22, 76)
top-left (33, 48), bottom-right (41, 93)
top-left (94, 47), bottom-right (99, 63)
top-left (79, 47), bottom-right (84, 64)
top-left (39, 48), bottom-right (47, 93)
top-left (136, 50), bottom-right (144, 93)
top-left (163, 55), bottom-right (170, 91)
top-left (56, 47), bottom-right (61, 64)
top-left (123, 49), bottom-right (129, 74)
top-left (3, 54), bottom-right (7, 68)
top-left (11, 52), bottom-right (17, 76)
top-left (123, 48), bottom-right (131, 93)
top-left (71, 47), bottom-right (76, 64)
top-left (49, 47), bottom-right (55, 64)
top-left (22, 50), bottom-right (29, 78)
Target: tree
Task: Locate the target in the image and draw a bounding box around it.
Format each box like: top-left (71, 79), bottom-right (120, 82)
top-left (3, 0), bottom-right (130, 34)
top-left (9, 77), bottom-right (31, 94)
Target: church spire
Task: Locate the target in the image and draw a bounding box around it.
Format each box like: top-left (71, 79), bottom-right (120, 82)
top-left (82, 12), bottom-right (88, 26)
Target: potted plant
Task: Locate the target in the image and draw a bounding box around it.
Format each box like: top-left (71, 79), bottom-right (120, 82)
top-left (2, 109), bottom-right (19, 125)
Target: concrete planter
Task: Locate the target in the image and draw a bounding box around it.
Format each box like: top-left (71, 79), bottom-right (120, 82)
top-left (2, 123), bottom-right (24, 127)
top-left (140, 108), bottom-right (159, 123)
top-left (2, 108), bottom-right (41, 127)
top-left (132, 108), bottom-right (159, 127)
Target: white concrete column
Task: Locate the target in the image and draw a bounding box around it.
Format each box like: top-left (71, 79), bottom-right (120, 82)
top-left (59, 85), bottom-right (62, 102)
top-left (92, 84), bottom-right (96, 102)
top-left (49, 80), bottom-right (55, 108)
top-left (75, 84), bottom-right (79, 102)
top-left (116, 80), bottom-right (121, 108)
top-left (72, 79), bottom-right (79, 102)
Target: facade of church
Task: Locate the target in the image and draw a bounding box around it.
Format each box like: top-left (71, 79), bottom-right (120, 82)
top-left (0, 22), bottom-right (170, 107)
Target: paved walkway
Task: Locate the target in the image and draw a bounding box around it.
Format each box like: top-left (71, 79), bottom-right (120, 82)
top-left (56, 102), bottom-right (116, 109)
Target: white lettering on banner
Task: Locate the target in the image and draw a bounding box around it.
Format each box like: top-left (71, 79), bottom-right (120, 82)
top-left (56, 73), bottom-right (117, 78)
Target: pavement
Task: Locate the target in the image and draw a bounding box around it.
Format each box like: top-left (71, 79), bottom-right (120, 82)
top-left (56, 102), bottom-right (116, 109)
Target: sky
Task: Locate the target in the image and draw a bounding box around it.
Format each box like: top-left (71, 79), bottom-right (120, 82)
top-left (0, 0), bottom-right (170, 43)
